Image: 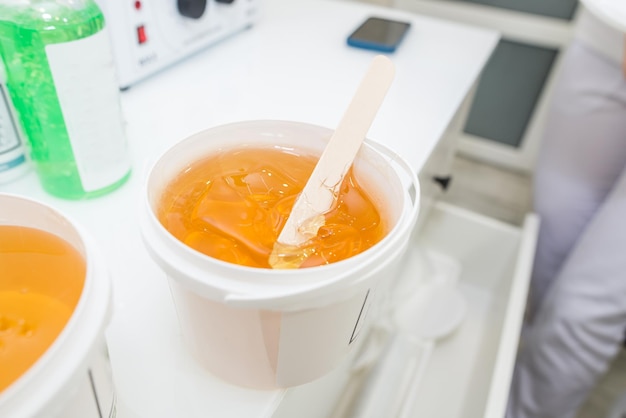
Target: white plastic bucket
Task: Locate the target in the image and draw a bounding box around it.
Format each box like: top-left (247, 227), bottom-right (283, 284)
top-left (140, 120), bottom-right (420, 389)
top-left (0, 194), bottom-right (115, 418)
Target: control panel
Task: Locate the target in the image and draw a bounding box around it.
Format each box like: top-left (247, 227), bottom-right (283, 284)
top-left (95, 0), bottom-right (260, 89)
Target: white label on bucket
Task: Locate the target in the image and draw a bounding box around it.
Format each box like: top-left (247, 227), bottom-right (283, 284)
top-left (349, 289), bottom-right (372, 344)
top-left (275, 287), bottom-right (374, 387)
top-left (60, 340), bottom-right (116, 418)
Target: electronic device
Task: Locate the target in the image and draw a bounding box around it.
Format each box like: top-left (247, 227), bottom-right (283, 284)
top-left (95, 0), bottom-right (260, 89)
top-left (347, 17), bottom-right (411, 53)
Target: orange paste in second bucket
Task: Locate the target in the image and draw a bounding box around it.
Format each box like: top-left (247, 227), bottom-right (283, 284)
top-left (157, 147), bottom-right (387, 268)
top-left (0, 226), bottom-right (85, 392)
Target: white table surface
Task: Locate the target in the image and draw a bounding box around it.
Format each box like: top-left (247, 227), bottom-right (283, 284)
top-left (0, 0), bottom-right (498, 416)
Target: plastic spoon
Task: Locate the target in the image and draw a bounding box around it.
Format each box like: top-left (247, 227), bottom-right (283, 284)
top-left (270, 55), bottom-right (396, 269)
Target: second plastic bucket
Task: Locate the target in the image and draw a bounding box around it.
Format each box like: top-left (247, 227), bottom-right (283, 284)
top-left (0, 193), bottom-right (115, 418)
top-left (140, 120), bottom-right (420, 389)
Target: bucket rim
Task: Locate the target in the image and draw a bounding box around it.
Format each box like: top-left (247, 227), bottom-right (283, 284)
top-left (140, 120), bottom-right (420, 308)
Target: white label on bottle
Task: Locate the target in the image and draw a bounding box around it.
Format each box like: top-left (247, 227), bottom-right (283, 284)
top-left (0, 83), bottom-right (21, 154)
top-left (46, 29), bottom-right (130, 192)
top-left (0, 82), bottom-right (27, 180)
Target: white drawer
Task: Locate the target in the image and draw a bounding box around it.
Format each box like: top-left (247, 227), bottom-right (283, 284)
top-left (404, 202), bottom-right (539, 418)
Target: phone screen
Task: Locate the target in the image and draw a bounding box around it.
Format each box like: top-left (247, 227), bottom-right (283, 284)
top-left (347, 17), bottom-right (411, 53)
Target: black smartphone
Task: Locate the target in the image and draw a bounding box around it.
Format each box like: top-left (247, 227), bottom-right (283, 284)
top-left (347, 17), bottom-right (411, 53)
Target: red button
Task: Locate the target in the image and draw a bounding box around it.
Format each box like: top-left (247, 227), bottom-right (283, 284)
top-left (134, 1), bottom-right (142, 10)
top-left (137, 25), bottom-right (147, 44)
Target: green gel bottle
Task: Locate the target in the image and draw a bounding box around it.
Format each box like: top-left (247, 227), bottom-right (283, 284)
top-left (0, 0), bottom-right (131, 199)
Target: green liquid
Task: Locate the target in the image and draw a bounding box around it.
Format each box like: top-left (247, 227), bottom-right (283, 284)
top-left (0, 2), bottom-right (130, 199)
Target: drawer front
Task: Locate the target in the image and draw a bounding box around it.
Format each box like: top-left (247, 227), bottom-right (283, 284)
top-left (416, 90), bottom-right (474, 231)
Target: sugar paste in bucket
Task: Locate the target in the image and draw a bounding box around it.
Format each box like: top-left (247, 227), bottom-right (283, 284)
top-left (156, 147), bottom-right (388, 269)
